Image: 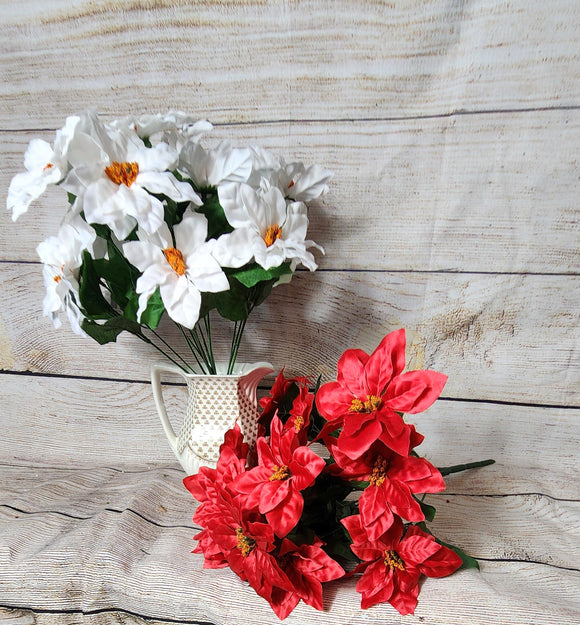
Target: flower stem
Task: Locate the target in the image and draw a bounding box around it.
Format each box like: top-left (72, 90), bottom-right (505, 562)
top-left (149, 328), bottom-right (194, 372)
top-left (177, 324), bottom-right (207, 374)
top-left (437, 459), bottom-right (495, 476)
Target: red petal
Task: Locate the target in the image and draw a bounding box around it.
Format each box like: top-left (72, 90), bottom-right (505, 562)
top-left (267, 489), bottom-right (303, 537)
top-left (337, 348), bottom-right (370, 397)
top-left (364, 329), bottom-right (407, 395)
top-left (338, 416), bottom-right (383, 459)
top-left (388, 584), bottom-right (419, 615)
top-left (384, 370), bottom-right (447, 414)
top-left (359, 487), bottom-right (395, 540)
top-left (289, 446), bottom-right (326, 490)
top-left (315, 382), bottom-right (353, 422)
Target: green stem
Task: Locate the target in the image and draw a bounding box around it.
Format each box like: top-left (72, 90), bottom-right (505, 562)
top-left (140, 334), bottom-right (188, 371)
top-left (177, 325), bottom-right (207, 374)
top-left (438, 459), bottom-right (495, 477)
top-left (150, 328), bottom-right (194, 372)
top-left (190, 327), bottom-right (214, 374)
top-left (203, 314), bottom-right (216, 372)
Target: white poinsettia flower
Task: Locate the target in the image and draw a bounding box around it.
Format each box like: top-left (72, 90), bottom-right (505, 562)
top-left (123, 211), bottom-right (229, 329)
top-left (7, 115), bottom-right (80, 221)
top-left (112, 112), bottom-right (213, 150)
top-left (36, 215), bottom-right (96, 335)
top-left (247, 148), bottom-right (333, 201)
top-left (213, 182), bottom-right (323, 271)
top-left (62, 110), bottom-right (201, 240)
top-left (179, 140), bottom-right (252, 188)
top-left (276, 161), bottom-right (333, 202)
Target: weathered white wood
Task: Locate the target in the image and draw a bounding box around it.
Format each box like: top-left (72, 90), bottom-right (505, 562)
top-left (0, 506), bottom-right (578, 625)
top-left (1, 467), bottom-right (578, 569)
top-left (3, 110), bottom-right (579, 273)
top-left (1, 1), bottom-right (579, 128)
top-left (1, 265), bottom-right (578, 405)
top-left (0, 375), bottom-right (577, 499)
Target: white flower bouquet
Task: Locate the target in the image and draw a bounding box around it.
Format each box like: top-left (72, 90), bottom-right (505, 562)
top-left (8, 111), bottom-right (331, 373)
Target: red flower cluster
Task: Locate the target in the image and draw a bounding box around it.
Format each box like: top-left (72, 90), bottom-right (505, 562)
top-left (184, 329), bottom-right (480, 619)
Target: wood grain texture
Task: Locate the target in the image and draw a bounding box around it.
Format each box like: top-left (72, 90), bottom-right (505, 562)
top-left (1, 0), bottom-right (579, 128)
top-left (1, 0), bottom-right (579, 622)
top-left (0, 505), bottom-right (578, 625)
top-left (3, 110), bottom-right (579, 273)
top-left (1, 264), bottom-right (578, 405)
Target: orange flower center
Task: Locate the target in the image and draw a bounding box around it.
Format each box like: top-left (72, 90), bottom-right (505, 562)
top-left (369, 456), bottom-right (389, 487)
top-left (384, 549), bottom-right (405, 571)
top-left (53, 275), bottom-right (62, 283)
top-left (263, 224), bottom-right (282, 247)
top-left (105, 161), bottom-right (139, 186)
top-left (350, 395), bottom-right (382, 413)
top-left (235, 527), bottom-right (256, 557)
top-left (163, 247), bottom-right (186, 275)
top-left (269, 464), bottom-right (291, 481)
top-left (43, 163), bottom-right (54, 171)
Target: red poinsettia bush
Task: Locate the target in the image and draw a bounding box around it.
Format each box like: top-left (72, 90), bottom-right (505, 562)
top-left (184, 329), bottom-right (493, 619)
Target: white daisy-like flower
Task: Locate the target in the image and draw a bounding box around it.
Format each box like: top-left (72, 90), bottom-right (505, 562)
top-left (123, 211), bottom-right (229, 329)
top-left (36, 215), bottom-right (96, 335)
top-left (179, 140), bottom-right (253, 189)
top-left (112, 112), bottom-right (213, 151)
top-left (7, 115), bottom-right (80, 221)
top-left (249, 149), bottom-right (333, 202)
top-left (63, 111), bottom-right (201, 240)
top-left (213, 182), bottom-right (323, 271)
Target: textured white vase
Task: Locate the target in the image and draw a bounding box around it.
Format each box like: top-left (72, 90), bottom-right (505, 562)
top-left (151, 361), bottom-right (273, 474)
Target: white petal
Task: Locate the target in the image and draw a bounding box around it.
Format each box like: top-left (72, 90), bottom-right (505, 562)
top-left (218, 182), bottom-right (254, 228)
top-left (254, 239), bottom-right (285, 270)
top-left (7, 171), bottom-right (48, 220)
top-left (124, 240), bottom-right (166, 273)
top-left (186, 249), bottom-right (230, 293)
top-left (122, 185), bottom-right (164, 235)
top-left (261, 186), bottom-right (287, 232)
top-left (212, 229), bottom-right (256, 268)
top-left (288, 164), bottom-right (333, 201)
top-left (160, 278), bottom-right (201, 329)
top-left (174, 212), bottom-right (208, 254)
top-left (137, 171), bottom-right (201, 204)
top-left (24, 139), bottom-right (54, 172)
top-left (207, 142), bottom-right (252, 186)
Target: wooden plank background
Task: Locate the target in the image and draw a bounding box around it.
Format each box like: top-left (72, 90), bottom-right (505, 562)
top-left (0, 1), bottom-right (578, 624)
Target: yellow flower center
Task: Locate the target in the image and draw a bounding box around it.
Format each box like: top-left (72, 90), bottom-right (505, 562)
top-left (235, 527), bottom-right (256, 557)
top-left (369, 456), bottom-right (389, 487)
top-left (163, 247), bottom-right (186, 276)
top-left (105, 161), bottom-right (139, 186)
top-left (293, 415), bottom-right (304, 432)
top-left (384, 549), bottom-right (405, 571)
top-left (263, 224), bottom-right (282, 247)
top-left (269, 464), bottom-right (291, 481)
top-left (350, 395), bottom-right (383, 413)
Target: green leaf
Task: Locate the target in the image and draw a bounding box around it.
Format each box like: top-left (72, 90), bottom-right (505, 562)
top-left (232, 262), bottom-right (292, 289)
top-left (139, 288), bottom-right (165, 329)
top-left (78, 252), bottom-right (116, 319)
top-left (81, 316), bottom-right (143, 345)
top-left (436, 539), bottom-right (480, 571)
top-left (416, 496), bottom-right (437, 522)
top-left (67, 192), bottom-right (77, 206)
top-left (195, 189), bottom-right (233, 240)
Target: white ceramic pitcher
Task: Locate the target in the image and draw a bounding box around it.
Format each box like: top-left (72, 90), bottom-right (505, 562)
top-left (151, 361), bottom-right (273, 474)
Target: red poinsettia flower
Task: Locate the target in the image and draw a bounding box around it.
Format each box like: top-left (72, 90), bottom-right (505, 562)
top-left (282, 379), bottom-right (314, 445)
top-left (259, 367), bottom-right (294, 425)
top-left (193, 485), bottom-right (292, 599)
top-left (267, 538), bottom-right (346, 619)
top-left (327, 437), bottom-right (445, 539)
top-left (234, 416), bottom-right (326, 537)
top-left (342, 515), bottom-right (462, 614)
top-left (316, 329), bottom-right (447, 458)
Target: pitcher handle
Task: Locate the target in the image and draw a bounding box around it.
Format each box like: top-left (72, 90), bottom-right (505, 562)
top-left (150, 362), bottom-right (188, 455)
